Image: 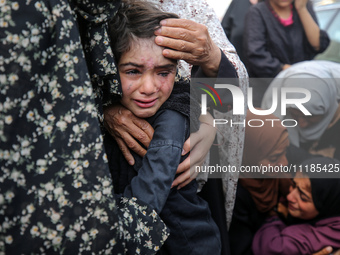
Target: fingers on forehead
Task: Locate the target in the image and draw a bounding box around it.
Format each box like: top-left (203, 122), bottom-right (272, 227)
top-left (161, 18), bottom-right (196, 30)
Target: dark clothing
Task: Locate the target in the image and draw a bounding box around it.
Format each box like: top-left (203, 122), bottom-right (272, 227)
top-left (199, 140), bottom-right (231, 255)
top-left (301, 119), bottom-right (340, 161)
top-left (222, 0), bottom-right (252, 63)
top-left (105, 105), bottom-right (221, 255)
top-left (229, 184), bottom-right (267, 255)
top-left (286, 143), bottom-right (318, 166)
top-left (285, 119), bottom-right (340, 166)
top-left (244, 1), bottom-right (330, 78)
top-left (117, 109), bottom-right (188, 211)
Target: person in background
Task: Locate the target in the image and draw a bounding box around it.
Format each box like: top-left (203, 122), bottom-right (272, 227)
top-left (244, 0), bottom-right (329, 78)
top-left (222, 0), bottom-right (258, 63)
top-left (261, 60), bottom-right (340, 162)
top-left (229, 111), bottom-right (340, 255)
top-left (252, 157), bottom-right (340, 255)
top-left (243, 0), bottom-right (329, 107)
top-left (229, 110), bottom-right (291, 255)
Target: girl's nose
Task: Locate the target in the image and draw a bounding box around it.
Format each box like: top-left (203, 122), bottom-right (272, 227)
top-left (140, 74), bottom-right (158, 95)
top-left (287, 187), bottom-right (298, 203)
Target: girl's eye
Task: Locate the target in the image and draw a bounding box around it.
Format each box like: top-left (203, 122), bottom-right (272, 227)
top-left (300, 194), bottom-right (309, 202)
top-left (126, 69), bottom-right (140, 75)
top-left (158, 71), bottom-right (170, 77)
top-left (290, 181), bottom-right (296, 189)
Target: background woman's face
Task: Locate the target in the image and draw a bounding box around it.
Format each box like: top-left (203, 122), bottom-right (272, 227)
top-left (269, 0), bottom-right (294, 9)
top-left (286, 172), bottom-right (319, 220)
top-left (288, 108), bottom-right (324, 129)
top-left (257, 134), bottom-right (289, 167)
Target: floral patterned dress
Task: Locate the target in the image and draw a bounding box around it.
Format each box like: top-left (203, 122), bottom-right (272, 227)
top-left (0, 0), bottom-right (168, 254)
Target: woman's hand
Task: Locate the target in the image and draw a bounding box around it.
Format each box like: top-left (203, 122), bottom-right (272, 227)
top-left (312, 246), bottom-right (336, 255)
top-left (282, 64), bottom-right (291, 70)
top-left (172, 113), bottom-right (216, 189)
top-left (294, 0), bottom-right (308, 11)
top-left (295, 0), bottom-right (321, 50)
top-left (103, 104), bottom-right (154, 165)
top-left (154, 18), bottom-right (221, 77)
top-left (104, 105), bottom-right (217, 188)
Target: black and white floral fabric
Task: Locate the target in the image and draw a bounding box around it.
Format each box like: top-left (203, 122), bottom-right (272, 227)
top-left (0, 0), bottom-right (168, 254)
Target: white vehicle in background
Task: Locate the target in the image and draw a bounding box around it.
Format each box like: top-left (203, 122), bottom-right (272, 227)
top-left (313, 0), bottom-right (340, 62)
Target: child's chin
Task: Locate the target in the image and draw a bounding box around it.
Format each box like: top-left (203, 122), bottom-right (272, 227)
top-left (288, 209), bottom-right (298, 218)
top-left (134, 110), bottom-right (157, 119)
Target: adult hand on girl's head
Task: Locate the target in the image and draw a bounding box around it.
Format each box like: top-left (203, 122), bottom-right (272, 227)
top-left (103, 104), bottom-right (154, 165)
top-left (154, 18), bottom-right (221, 77)
top-left (172, 113), bottom-right (216, 189)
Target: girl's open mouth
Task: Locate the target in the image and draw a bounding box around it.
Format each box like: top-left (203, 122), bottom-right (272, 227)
top-left (134, 98), bottom-right (158, 108)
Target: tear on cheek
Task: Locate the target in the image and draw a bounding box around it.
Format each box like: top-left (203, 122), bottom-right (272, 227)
top-left (127, 83), bottom-right (133, 90)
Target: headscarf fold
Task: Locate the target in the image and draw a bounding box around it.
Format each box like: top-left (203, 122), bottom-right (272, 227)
top-left (240, 110), bottom-right (291, 213)
top-left (242, 110), bottom-right (288, 166)
top-left (75, 0), bottom-right (122, 119)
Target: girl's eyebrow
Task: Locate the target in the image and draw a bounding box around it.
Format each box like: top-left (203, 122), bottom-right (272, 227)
top-left (119, 62), bottom-right (143, 68)
top-left (292, 179), bottom-right (311, 200)
top-left (119, 63), bottom-right (176, 69)
top-left (297, 184), bottom-right (311, 200)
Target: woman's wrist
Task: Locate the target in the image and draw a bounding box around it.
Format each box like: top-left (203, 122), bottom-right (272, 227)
top-left (200, 46), bottom-right (221, 77)
top-left (296, 5), bottom-right (308, 14)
